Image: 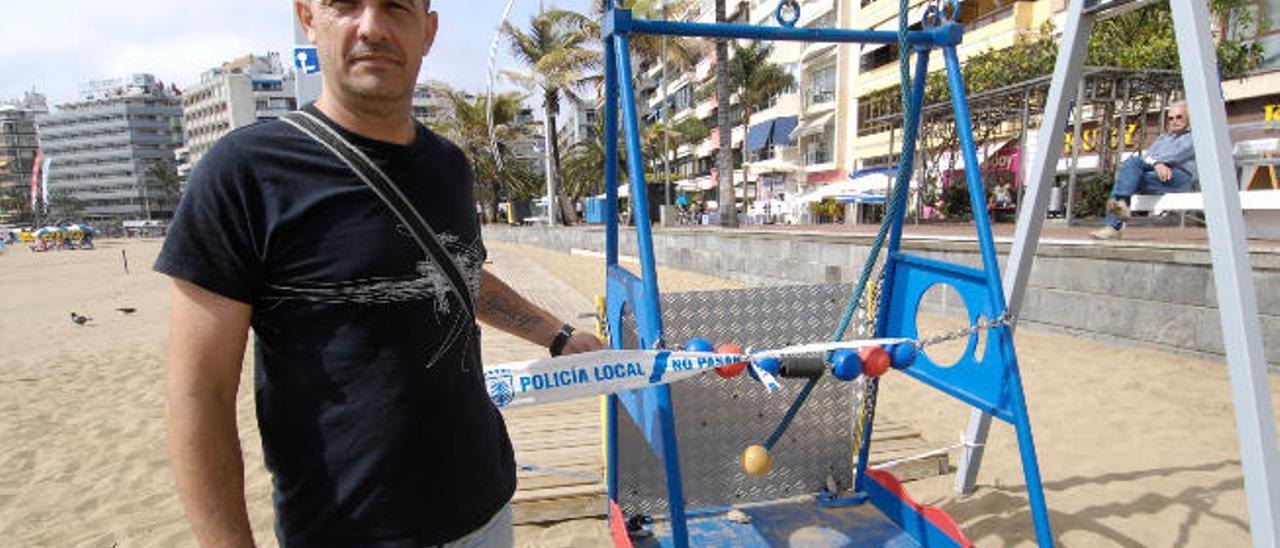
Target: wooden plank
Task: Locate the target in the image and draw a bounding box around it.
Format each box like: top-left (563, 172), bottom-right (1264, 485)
top-left (516, 474), bottom-right (599, 491)
top-left (504, 417), bottom-right (601, 435)
top-left (512, 494), bottom-right (607, 525)
top-left (513, 445), bottom-right (605, 464)
top-left (874, 456), bottom-right (950, 483)
top-left (512, 437), bottom-right (601, 452)
top-left (512, 483), bottom-right (606, 503)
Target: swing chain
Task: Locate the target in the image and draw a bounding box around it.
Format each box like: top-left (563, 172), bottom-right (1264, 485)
top-left (916, 311), bottom-right (1017, 350)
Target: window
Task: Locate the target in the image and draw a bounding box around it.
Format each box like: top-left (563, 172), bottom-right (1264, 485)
top-left (808, 65), bottom-right (836, 106)
top-left (252, 80), bottom-right (284, 92)
top-left (671, 84), bottom-right (692, 113)
top-left (805, 129), bottom-right (833, 165)
top-left (751, 144), bottom-right (778, 162)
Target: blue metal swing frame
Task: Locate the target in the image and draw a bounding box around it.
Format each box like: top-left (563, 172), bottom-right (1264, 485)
top-left (599, 4), bottom-right (1053, 546)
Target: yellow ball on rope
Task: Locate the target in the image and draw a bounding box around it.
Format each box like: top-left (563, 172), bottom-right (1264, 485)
top-left (741, 444), bottom-right (773, 477)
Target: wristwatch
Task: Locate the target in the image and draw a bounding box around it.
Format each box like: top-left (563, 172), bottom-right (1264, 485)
top-left (549, 324), bottom-right (576, 357)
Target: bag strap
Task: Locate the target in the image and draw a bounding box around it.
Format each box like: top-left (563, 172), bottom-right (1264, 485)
top-left (280, 111), bottom-right (476, 320)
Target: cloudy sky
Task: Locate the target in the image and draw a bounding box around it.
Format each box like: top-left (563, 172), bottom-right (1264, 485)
top-left (1, 0), bottom-right (592, 108)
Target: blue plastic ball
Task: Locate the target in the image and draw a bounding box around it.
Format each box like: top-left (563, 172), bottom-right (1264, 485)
top-left (685, 338), bottom-right (714, 353)
top-left (830, 349), bottom-right (863, 381)
top-left (889, 343), bottom-right (917, 370)
top-left (756, 356), bottom-right (782, 377)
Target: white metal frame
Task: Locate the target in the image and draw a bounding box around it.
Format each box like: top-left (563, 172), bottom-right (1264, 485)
top-left (955, 0), bottom-right (1280, 545)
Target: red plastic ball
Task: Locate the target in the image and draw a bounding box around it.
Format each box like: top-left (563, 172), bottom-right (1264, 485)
top-left (859, 346), bottom-right (892, 378)
top-left (715, 343), bottom-right (748, 378)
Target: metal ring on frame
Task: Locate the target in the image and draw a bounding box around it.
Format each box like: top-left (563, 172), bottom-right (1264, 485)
top-left (941, 0), bottom-right (961, 23)
top-left (923, 3), bottom-right (943, 28)
top-left (775, 0), bottom-right (801, 27)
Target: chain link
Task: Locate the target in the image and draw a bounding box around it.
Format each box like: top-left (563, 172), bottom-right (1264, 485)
top-left (916, 311), bottom-right (1017, 350)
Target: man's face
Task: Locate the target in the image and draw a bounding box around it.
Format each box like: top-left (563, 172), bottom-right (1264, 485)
top-left (1167, 105), bottom-right (1189, 133)
top-left (296, 0), bottom-right (437, 105)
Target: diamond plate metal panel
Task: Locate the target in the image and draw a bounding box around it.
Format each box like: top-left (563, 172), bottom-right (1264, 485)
top-left (617, 283), bottom-right (866, 517)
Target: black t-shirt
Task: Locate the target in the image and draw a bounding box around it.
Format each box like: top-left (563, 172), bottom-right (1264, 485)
top-left (155, 105), bottom-right (515, 547)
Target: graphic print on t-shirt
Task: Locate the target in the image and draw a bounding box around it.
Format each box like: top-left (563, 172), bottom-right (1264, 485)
top-left (260, 231), bottom-right (482, 312)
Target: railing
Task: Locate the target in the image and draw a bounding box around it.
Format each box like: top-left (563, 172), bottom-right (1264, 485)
top-left (808, 89), bottom-right (836, 106)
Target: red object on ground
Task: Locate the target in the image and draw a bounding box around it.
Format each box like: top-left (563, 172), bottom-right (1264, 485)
top-left (714, 343), bottom-right (748, 378)
top-left (609, 500), bottom-right (634, 547)
top-left (859, 346), bottom-right (892, 378)
top-left (868, 469), bottom-right (974, 548)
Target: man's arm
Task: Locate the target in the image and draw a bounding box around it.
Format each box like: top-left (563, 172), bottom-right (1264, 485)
top-left (165, 279), bottom-right (256, 548)
top-left (477, 270), bottom-right (602, 355)
top-left (1148, 133), bottom-right (1196, 181)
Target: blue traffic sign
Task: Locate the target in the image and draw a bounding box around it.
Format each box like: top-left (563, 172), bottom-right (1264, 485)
top-left (293, 46), bottom-right (320, 75)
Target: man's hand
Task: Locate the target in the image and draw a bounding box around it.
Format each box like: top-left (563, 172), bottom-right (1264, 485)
top-left (1154, 163), bottom-right (1172, 182)
top-left (560, 331), bottom-right (605, 356)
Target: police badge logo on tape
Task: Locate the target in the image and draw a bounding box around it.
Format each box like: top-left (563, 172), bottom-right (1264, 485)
top-left (485, 368), bottom-right (516, 408)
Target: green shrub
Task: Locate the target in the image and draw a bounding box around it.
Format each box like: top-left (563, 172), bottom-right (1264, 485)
top-left (1072, 172), bottom-right (1113, 219)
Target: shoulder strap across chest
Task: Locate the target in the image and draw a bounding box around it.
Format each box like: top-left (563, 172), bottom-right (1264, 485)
top-left (280, 110), bottom-right (476, 320)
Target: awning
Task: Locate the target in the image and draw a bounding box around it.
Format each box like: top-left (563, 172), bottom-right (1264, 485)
top-left (771, 116), bottom-right (799, 146)
top-left (931, 139), bottom-right (1014, 171)
top-left (746, 119), bottom-right (774, 151)
top-left (790, 112), bottom-right (835, 140)
top-left (836, 193), bottom-right (887, 204)
top-left (747, 115), bottom-right (801, 150)
top-left (791, 179), bottom-right (863, 203)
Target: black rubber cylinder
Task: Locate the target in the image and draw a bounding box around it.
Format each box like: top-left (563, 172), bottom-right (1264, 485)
top-left (778, 356), bottom-right (826, 379)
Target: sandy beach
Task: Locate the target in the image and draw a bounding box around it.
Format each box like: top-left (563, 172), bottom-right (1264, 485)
top-left (2, 237), bottom-right (1278, 547)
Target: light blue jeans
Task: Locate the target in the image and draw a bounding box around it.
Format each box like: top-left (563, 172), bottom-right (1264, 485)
top-left (1106, 156), bottom-right (1194, 228)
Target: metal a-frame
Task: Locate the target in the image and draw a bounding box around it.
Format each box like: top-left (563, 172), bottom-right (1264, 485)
top-left (955, 0), bottom-right (1280, 545)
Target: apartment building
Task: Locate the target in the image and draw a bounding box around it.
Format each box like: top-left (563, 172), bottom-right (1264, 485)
top-left (848, 0), bottom-right (1064, 174)
top-left (38, 74), bottom-right (183, 221)
top-left (636, 0), bottom-right (858, 208)
top-left (0, 92), bottom-right (47, 193)
top-left (181, 53), bottom-right (297, 174)
top-left (558, 98), bottom-right (598, 150)
top-left (633, 0), bottom-right (1276, 217)
top-left (412, 80), bottom-right (456, 127)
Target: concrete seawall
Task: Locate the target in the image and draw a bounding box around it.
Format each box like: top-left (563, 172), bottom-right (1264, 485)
top-left (484, 224), bottom-right (1280, 370)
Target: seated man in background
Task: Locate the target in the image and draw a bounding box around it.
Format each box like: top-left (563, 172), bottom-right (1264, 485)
top-left (1091, 102), bottom-right (1197, 240)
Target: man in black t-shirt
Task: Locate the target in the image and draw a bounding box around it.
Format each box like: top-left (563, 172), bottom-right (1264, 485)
top-left (158, 2), bottom-right (601, 546)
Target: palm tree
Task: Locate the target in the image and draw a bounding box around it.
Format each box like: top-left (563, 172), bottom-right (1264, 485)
top-left (562, 114), bottom-right (629, 202)
top-left (145, 160), bottom-right (182, 218)
top-left (728, 41), bottom-right (795, 213)
top-left (502, 9), bottom-right (600, 225)
top-left (712, 0), bottom-right (740, 227)
top-left (46, 189), bottom-right (84, 221)
top-left (640, 116), bottom-right (708, 182)
top-left (437, 90), bottom-right (541, 221)
top-left (596, 0), bottom-right (706, 208)
top-left (0, 184), bottom-right (34, 225)
top-left (593, 0), bottom-right (703, 68)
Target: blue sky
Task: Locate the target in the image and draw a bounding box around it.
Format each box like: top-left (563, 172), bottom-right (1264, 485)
top-left (0, 0), bottom-right (592, 108)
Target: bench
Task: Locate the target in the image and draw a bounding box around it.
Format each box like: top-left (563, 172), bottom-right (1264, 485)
top-left (1129, 189), bottom-right (1280, 239)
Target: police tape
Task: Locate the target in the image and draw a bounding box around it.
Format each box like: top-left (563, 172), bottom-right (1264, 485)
top-left (483, 338), bottom-right (909, 409)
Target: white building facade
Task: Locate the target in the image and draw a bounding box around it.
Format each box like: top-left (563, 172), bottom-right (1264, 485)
top-left (180, 53), bottom-right (297, 174)
top-left (38, 74), bottom-right (184, 221)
